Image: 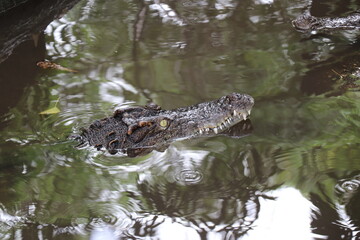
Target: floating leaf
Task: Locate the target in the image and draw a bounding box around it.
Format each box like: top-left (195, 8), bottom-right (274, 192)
top-left (39, 106), bottom-right (60, 115)
top-left (37, 60), bottom-right (77, 73)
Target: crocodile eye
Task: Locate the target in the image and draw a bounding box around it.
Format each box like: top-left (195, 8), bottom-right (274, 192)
top-left (160, 119), bottom-right (169, 128)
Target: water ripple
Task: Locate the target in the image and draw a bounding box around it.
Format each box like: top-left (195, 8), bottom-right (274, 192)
top-left (175, 169), bottom-right (203, 185)
top-left (335, 174), bottom-right (360, 204)
top-left (337, 174), bottom-right (360, 194)
top-left (85, 203), bottom-right (132, 236)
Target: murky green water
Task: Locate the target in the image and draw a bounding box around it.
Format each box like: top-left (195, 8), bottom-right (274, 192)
top-left (0, 0), bottom-right (360, 239)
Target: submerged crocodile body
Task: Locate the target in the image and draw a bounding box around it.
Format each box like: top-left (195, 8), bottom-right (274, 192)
top-left (76, 93), bottom-right (254, 157)
top-left (292, 11), bottom-right (360, 32)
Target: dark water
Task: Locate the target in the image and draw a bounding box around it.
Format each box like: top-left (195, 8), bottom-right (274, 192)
top-left (0, 0), bottom-right (360, 239)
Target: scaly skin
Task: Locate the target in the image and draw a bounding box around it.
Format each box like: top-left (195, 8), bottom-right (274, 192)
top-left (77, 93), bottom-right (254, 157)
top-left (292, 12), bottom-right (360, 32)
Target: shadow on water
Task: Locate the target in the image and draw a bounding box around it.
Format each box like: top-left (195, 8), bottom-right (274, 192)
top-left (0, 36), bottom-right (45, 120)
top-left (0, 0), bottom-right (80, 62)
top-left (0, 0), bottom-right (80, 126)
top-left (0, 0), bottom-right (360, 239)
top-left (301, 47), bottom-right (360, 97)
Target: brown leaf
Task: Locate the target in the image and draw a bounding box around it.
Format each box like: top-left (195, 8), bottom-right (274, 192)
top-left (37, 61), bottom-right (77, 73)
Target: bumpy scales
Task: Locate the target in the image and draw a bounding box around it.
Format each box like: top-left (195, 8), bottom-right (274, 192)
top-left (76, 93), bottom-right (254, 157)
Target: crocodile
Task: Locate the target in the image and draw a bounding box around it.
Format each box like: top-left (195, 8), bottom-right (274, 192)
top-left (292, 11), bottom-right (360, 33)
top-left (75, 93), bottom-right (254, 157)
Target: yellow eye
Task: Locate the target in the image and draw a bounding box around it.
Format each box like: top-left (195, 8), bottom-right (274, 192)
top-left (160, 119), bottom-right (168, 128)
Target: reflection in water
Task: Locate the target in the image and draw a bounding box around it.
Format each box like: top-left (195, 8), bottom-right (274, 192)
top-left (337, 174), bottom-right (360, 204)
top-left (336, 174), bottom-right (360, 239)
top-left (301, 49), bottom-right (360, 96)
top-left (0, 35), bottom-right (45, 119)
top-left (128, 145), bottom-right (278, 239)
top-left (310, 172), bottom-right (360, 240)
top-left (245, 188), bottom-right (314, 240)
top-left (90, 226), bottom-right (117, 240)
top-left (0, 0), bottom-right (360, 239)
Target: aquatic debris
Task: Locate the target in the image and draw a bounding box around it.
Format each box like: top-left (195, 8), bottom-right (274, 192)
top-left (39, 106), bottom-right (60, 115)
top-left (39, 98), bottom-right (60, 115)
top-left (37, 60), bottom-right (77, 73)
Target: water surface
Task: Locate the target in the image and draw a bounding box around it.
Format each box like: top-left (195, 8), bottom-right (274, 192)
top-left (0, 0), bottom-right (359, 239)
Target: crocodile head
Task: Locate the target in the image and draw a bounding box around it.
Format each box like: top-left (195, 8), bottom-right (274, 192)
top-left (292, 13), bottom-right (320, 32)
top-left (78, 93), bottom-right (254, 157)
top-left (122, 93), bottom-right (254, 149)
top-left (292, 12), bottom-right (360, 33)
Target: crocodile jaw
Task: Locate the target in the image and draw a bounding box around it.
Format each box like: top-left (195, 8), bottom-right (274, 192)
top-left (195, 109), bottom-right (251, 135)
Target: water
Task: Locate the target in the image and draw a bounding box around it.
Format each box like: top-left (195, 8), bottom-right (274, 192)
top-left (0, 0), bottom-right (359, 239)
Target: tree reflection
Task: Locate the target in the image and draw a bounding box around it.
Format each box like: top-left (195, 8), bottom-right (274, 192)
top-left (127, 145), bottom-right (278, 239)
top-left (1, 0), bottom-right (360, 239)
top-left (310, 173), bottom-right (360, 240)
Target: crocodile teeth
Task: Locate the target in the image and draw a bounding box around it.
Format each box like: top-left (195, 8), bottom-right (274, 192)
top-left (197, 109), bottom-right (251, 136)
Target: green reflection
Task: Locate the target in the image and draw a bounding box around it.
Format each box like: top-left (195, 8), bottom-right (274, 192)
top-left (0, 0), bottom-right (360, 239)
